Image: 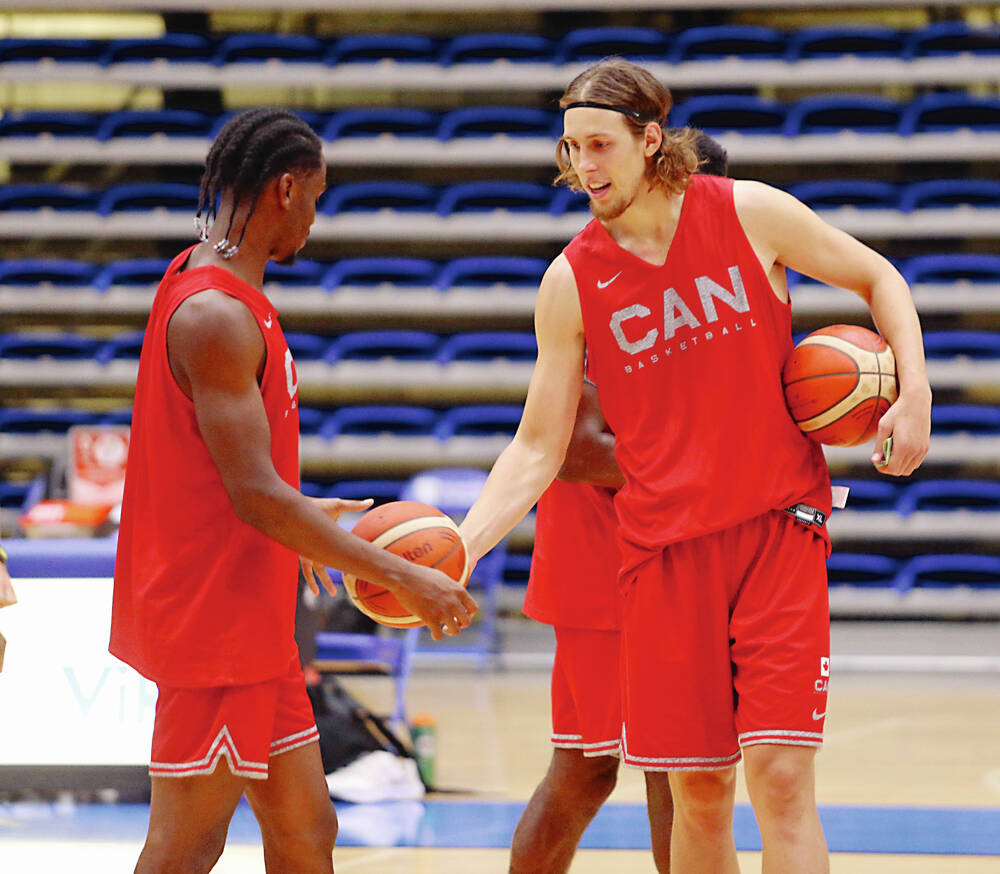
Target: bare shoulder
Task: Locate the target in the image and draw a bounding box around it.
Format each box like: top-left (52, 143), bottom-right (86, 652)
top-left (168, 289), bottom-right (263, 389)
top-left (733, 178), bottom-right (799, 220)
top-left (541, 252), bottom-right (578, 292)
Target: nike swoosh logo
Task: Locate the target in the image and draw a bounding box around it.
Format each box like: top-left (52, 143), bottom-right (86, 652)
top-left (811, 709), bottom-right (826, 721)
top-left (597, 271), bottom-right (622, 289)
top-left (263, 315), bottom-right (273, 328)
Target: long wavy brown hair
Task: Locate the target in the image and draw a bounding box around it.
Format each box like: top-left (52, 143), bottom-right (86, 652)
top-left (554, 58), bottom-right (700, 196)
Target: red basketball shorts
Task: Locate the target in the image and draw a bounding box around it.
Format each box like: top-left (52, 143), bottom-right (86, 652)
top-left (620, 510), bottom-right (830, 771)
top-left (551, 627), bottom-right (622, 757)
top-left (150, 656), bottom-right (319, 780)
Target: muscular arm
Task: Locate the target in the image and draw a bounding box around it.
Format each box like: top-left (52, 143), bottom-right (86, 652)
top-left (167, 291), bottom-right (476, 638)
top-left (558, 381), bottom-right (624, 489)
top-left (734, 181), bottom-right (931, 476)
top-left (459, 255), bottom-right (586, 563)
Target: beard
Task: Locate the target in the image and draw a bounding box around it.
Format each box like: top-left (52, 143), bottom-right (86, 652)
top-left (588, 179), bottom-right (641, 221)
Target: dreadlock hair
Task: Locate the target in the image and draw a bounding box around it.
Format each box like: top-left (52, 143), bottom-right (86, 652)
top-left (555, 58), bottom-right (700, 197)
top-left (195, 108), bottom-right (324, 255)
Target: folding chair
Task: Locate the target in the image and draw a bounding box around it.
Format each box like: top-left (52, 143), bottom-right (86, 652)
top-left (323, 108), bottom-right (439, 140)
top-left (921, 330), bottom-right (1000, 360)
top-left (322, 182), bottom-right (437, 215)
top-left (786, 25), bottom-right (905, 60)
top-left (437, 106), bottom-right (558, 140)
top-left (94, 259), bottom-right (171, 290)
top-left (436, 181), bottom-right (555, 216)
top-left (0, 259), bottom-right (97, 286)
top-left (321, 406), bottom-right (439, 439)
top-left (830, 478), bottom-right (901, 511)
top-left (326, 33), bottom-right (439, 64)
top-left (670, 25), bottom-right (785, 62)
top-left (901, 254), bottom-right (1000, 285)
top-left (400, 467), bottom-right (504, 669)
top-left (435, 331), bottom-right (537, 364)
top-left (212, 33), bottom-right (326, 65)
top-left (899, 179), bottom-right (1000, 212)
top-left (788, 180), bottom-right (899, 210)
top-left (905, 22), bottom-right (1000, 59)
top-left (670, 95), bottom-right (787, 135)
top-left (434, 404), bottom-right (523, 440)
top-left (263, 258), bottom-right (325, 287)
top-left (435, 256), bottom-right (547, 290)
top-left (893, 554), bottom-right (1000, 593)
top-left (930, 404), bottom-right (1000, 435)
top-left (0, 111), bottom-right (100, 138)
top-left (0, 332), bottom-right (102, 360)
top-left (899, 93), bottom-right (1000, 135)
top-left (95, 109), bottom-right (214, 140)
top-left (96, 182), bottom-right (200, 215)
top-left (0, 184), bottom-right (99, 212)
top-left (826, 552), bottom-right (900, 588)
top-left (99, 33), bottom-right (214, 65)
top-left (783, 95), bottom-right (903, 136)
top-left (554, 27), bottom-right (668, 64)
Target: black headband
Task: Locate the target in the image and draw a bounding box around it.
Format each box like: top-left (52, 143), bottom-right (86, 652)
top-left (563, 100), bottom-right (657, 124)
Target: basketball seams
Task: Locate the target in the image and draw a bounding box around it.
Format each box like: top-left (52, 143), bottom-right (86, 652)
top-left (369, 514), bottom-right (460, 549)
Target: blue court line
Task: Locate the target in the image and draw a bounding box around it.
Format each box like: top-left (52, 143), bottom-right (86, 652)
top-left (1, 800), bottom-right (997, 856)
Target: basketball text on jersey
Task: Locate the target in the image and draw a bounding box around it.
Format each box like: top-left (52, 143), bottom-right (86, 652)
top-left (608, 265), bottom-right (757, 373)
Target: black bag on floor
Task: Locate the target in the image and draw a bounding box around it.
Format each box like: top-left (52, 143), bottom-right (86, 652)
top-left (306, 677), bottom-right (414, 775)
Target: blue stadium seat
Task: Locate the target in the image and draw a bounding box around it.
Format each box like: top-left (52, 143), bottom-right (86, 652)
top-left (297, 407), bottom-right (327, 436)
top-left (321, 405), bottom-right (439, 439)
top-left (899, 93), bottom-right (1000, 134)
top-left (831, 478), bottom-right (901, 511)
top-left (670, 25), bottom-right (785, 62)
top-left (263, 258), bottom-right (325, 287)
top-left (101, 408), bottom-right (133, 426)
top-left (434, 404), bottom-right (522, 440)
top-left (326, 33), bottom-right (439, 64)
top-left (670, 95), bottom-right (787, 134)
top-left (300, 479), bottom-right (326, 497)
top-left (99, 33), bottom-right (214, 64)
top-left (212, 33), bottom-right (326, 64)
top-left (901, 254), bottom-right (1000, 285)
top-left (95, 330), bottom-right (145, 364)
top-left (0, 408), bottom-right (99, 433)
top-left (502, 552), bottom-right (533, 586)
top-left (95, 109), bottom-right (214, 140)
top-left (922, 330), bottom-right (1000, 359)
top-left (436, 331), bottom-right (537, 364)
top-left (436, 181), bottom-right (555, 216)
top-left (931, 404), bottom-right (1000, 435)
top-left (96, 182), bottom-right (200, 215)
top-left (0, 38), bottom-right (104, 62)
top-left (783, 95), bottom-right (904, 135)
top-left (826, 552), bottom-right (900, 587)
top-left (895, 479), bottom-right (1000, 517)
top-left (437, 106), bottom-right (558, 140)
top-left (785, 25), bottom-right (905, 60)
top-left (788, 180), bottom-right (899, 210)
top-left (898, 179), bottom-right (1000, 211)
top-left (435, 256), bottom-right (547, 290)
top-left (0, 184), bottom-right (98, 212)
top-left (323, 108), bottom-right (439, 140)
top-left (283, 332), bottom-right (332, 361)
top-left (894, 554), bottom-right (1000, 592)
top-left (321, 257), bottom-right (438, 290)
top-left (439, 32), bottom-right (554, 65)
top-left (550, 187), bottom-right (592, 215)
top-left (324, 330), bottom-right (441, 364)
top-left (322, 181), bottom-right (437, 215)
top-left (0, 332), bottom-right (102, 360)
top-left (554, 27), bottom-right (668, 64)
top-left (0, 111), bottom-right (100, 137)
top-left (905, 22), bottom-right (1000, 58)
top-left (0, 259), bottom-right (97, 286)
top-left (400, 466), bottom-right (502, 669)
top-left (93, 258), bottom-right (171, 290)
top-left (327, 479), bottom-right (404, 504)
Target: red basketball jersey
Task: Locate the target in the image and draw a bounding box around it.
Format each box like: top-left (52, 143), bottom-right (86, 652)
top-left (524, 479), bottom-right (621, 630)
top-left (564, 174), bottom-right (830, 573)
top-left (111, 247), bottom-right (301, 687)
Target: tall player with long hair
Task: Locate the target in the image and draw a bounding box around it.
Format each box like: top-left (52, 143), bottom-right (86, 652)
top-left (462, 60), bottom-right (930, 873)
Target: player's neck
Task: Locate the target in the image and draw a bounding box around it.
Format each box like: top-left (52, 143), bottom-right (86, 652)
top-left (600, 185), bottom-right (684, 268)
top-left (189, 239), bottom-right (269, 290)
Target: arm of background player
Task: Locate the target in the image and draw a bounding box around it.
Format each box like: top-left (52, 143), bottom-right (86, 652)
top-left (557, 381), bottom-right (624, 489)
top-left (734, 180), bottom-right (931, 477)
top-left (167, 290), bottom-right (476, 639)
top-left (460, 254), bottom-right (586, 565)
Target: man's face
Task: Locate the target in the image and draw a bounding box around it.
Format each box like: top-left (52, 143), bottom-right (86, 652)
top-left (277, 160), bottom-right (327, 262)
top-left (562, 107), bottom-right (649, 221)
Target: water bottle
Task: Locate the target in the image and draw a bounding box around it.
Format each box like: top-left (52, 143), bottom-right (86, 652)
top-left (410, 711), bottom-right (437, 788)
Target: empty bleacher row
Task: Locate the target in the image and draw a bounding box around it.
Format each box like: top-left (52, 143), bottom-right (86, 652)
top-left (2, 5), bottom-right (999, 619)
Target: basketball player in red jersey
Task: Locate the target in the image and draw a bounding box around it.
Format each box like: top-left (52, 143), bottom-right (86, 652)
top-left (111, 109), bottom-right (477, 874)
top-left (461, 60), bottom-right (931, 873)
top-left (511, 132), bottom-right (729, 874)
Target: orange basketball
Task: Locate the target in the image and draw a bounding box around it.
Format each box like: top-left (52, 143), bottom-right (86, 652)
top-left (342, 500), bottom-right (469, 628)
top-left (782, 324), bottom-right (898, 446)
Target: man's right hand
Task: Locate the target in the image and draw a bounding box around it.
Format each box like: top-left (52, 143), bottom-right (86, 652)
top-left (391, 566), bottom-right (478, 641)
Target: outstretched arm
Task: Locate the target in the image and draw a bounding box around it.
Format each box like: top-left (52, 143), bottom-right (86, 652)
top-left (459, 254), bottom-right (587, 564)
top-left (735, 181), bottom-right (931, 476)
top-left (558, 381), bottom-right (624, 489)
top-left (168, 290), bottom-right (476, 639)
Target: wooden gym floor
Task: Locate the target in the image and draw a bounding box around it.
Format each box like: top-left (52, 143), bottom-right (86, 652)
top-left (1, 620), bottom-right (998, 873)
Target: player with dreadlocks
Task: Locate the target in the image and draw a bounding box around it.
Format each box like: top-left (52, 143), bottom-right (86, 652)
top-left (112, 108), bottom-right (477, 874)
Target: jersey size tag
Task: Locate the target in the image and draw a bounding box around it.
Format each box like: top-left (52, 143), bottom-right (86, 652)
top-left (784, 503), bottom-right (827, 528)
